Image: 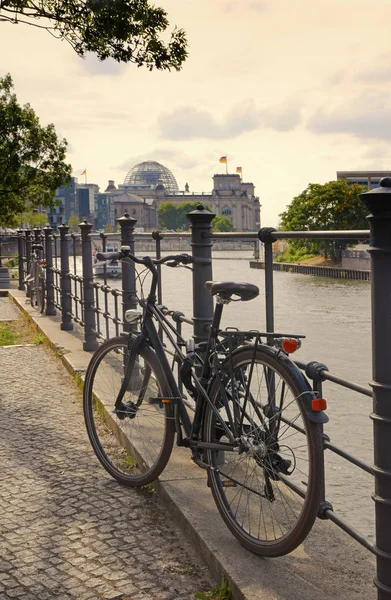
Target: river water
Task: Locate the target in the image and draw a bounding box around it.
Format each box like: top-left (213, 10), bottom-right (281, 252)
top-left (80, 250), bottom-right (375, 541)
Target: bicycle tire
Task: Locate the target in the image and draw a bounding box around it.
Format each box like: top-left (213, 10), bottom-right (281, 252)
top-left (37, 276), bottom-right (45, 314)
top-left (83, 335), bottom-right (175, 486)
top-left (28, 263), bottom-right (38, 309)
top-left (203, 345), bottom-right (323, 557)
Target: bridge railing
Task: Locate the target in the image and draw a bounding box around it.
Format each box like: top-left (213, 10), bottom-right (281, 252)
top-left (11, 180), bottom-right (391, 598)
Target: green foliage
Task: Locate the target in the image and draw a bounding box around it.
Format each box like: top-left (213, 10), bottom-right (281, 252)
top-left (0, 323), bottom-right (18, 346)
top-left (0, 74), bottom-right (72, 227)
top-left (279, 180), bottom-right (368, 264)
top-left (104, 223), bottom-right (114, 233)
top-left (0, 0), bottom-right (188, 70)
top-left (158, 202), bottom-right (211, 231)
top-left (274, 247), bottom-right (316, 263)
top-left (68, 214), bottom-right (80, 232)
top-left (17, 210), bottom-right (48, 229)
top-left (211, 216), bottom-right (234, 232)
top-left (195, 577), bottom-right (232, 600)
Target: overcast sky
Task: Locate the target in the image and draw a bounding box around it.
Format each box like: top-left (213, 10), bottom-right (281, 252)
top-left (2, 0), bottom-right (391, 226)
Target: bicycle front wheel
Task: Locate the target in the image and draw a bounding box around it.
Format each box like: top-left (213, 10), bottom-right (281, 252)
top-left (83, 336), bottom-right (175, 486)
top-left (203, 345), bottom-right (323, 557)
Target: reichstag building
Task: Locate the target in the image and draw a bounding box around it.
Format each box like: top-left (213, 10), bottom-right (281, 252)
top-left (104, 161), bottom-right (260, 232)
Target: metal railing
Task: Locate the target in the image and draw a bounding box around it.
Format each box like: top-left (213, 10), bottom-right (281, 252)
top-left (10, 184), bottom-right (391, 598)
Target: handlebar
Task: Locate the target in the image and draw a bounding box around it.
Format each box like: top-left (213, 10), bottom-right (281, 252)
top-left (95, 249), bottom-right (210, 268)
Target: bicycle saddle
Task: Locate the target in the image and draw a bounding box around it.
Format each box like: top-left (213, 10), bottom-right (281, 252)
top-left (205, 281), bottom-right (259, 302)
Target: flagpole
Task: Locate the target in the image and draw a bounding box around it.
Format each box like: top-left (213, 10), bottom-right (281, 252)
top-left (85, 170), bottom-right (87, 185)
top-left (226, 159), bottom-right (228, 175)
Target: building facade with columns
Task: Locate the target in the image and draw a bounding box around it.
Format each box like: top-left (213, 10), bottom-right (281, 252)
top-left (105, 161), bottom-right (260, 232)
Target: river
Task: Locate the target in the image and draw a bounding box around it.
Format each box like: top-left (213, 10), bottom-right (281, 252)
top-left (74, 250), bottom-right (374, 541)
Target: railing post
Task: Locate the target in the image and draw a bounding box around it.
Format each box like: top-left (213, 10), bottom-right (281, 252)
top-left (17, 230), bottom-right (24, 291)
top-left (118, 213), bottom-right (137, 334)
top-left (152, 230), bottom-right (163, 305)
top-left (360, 177), bottom-right (391, 600)
top-left (59, 224), bottom-right (73, 331)
top-left (258, 227), bottom-right (277, 335)
top-left (25, 229), bottom-right (32, 297)
top-left (79, 220), bottom-right (99, 351)
top-left (43, 226), bottom-right (56, 316)
top-left (186, 204), bottom-right (214, 347)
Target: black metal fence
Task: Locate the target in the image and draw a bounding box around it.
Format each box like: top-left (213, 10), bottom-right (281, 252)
top-left (7, 180), bottom-right (391, 598)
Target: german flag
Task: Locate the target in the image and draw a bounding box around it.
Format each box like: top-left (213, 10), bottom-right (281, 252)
top-left (219, 156), bottom-right (227, 164)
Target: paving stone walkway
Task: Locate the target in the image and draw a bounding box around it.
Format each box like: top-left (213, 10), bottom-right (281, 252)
top-left (0, 343), bottom-right (212, 600)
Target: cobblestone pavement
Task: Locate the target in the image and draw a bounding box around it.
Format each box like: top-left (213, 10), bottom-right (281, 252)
top-left (0, 344), bottom-right (213, 600)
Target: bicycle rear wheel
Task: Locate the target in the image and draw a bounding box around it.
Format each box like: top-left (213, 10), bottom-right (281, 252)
top-left (37, 275), bottom-right (45, 314)
top-left (83, 336), bottom-right (175, 486)
top-left (203, 345), bottom-right (323, 557)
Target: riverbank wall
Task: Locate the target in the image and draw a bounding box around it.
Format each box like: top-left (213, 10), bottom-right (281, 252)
top-left (249, 260), bottom-right (370, 280)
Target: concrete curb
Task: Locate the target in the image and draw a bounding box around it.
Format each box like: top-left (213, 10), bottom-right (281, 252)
top-left (6, 288), bottom-right (377, 600)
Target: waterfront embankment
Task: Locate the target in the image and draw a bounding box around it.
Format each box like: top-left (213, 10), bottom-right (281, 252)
top-left (250, 259), bottom-right (370, 280)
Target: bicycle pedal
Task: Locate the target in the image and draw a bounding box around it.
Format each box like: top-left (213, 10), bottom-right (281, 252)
top-left (148, 396), bottom-right (181, 407)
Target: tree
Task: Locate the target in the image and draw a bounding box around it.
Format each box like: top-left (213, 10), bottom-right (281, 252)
top-left (0, 0), bottom-right (187, 71)
top-left (212, 216), bottom-right (234, 232)
top-left (17, 210), bottom-right (48, 229)
top-left (68, 214), bottom-right (80, 232)
top-left (0, 74), bottom-right (72, 227)
top-left (158, 201), bottom-right (212, 231)
top-left (279, 180), bottom-right (368, 264)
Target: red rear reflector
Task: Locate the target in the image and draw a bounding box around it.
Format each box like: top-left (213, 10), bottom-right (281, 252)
top-left (281, 339), bottom-right (299, 354)
top-left (312, 398), bottom-right (327, 411)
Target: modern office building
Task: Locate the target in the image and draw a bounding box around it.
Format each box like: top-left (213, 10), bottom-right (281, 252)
top-left (47, 177), bottom-right (78, 229)
top-left (337, 171), bottom-right (391, 190)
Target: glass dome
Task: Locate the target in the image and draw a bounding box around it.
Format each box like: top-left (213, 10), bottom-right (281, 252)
top-left (123, 161), bottom-right (179, 193)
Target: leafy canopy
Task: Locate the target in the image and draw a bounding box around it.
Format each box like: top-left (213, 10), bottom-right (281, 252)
top-left (0, 74), bottom-right (72, 227)
top-left (0, 0), bottom-right (188, 71)
top-left (211, 216), bottom-right (234, 232)
top-left (279, 180), bottom-right (368, 264)
top-left (158, 201), bottom-right (212, 231)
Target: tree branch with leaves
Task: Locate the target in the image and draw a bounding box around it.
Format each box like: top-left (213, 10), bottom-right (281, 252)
top-left (0, 0), bottom-right (188, 70)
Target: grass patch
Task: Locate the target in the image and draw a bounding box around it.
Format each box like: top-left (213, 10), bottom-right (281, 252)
top-left (0, 323), bottom-right (19, 346)
top-left (0, 315), bottom-right (48, 346)
top-left (195, 578), bottom-right (232, 600)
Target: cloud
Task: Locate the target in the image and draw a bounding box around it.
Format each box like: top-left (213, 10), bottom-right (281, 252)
top-left (307, 91), bottom-right (391, 141)
top-left (77, 53), bottom-right (125, 76)
top-left (112, 149), bottom-right (199, 174)
top-left (158, 102), bottom-right (302, 140)
top-left (218, 0), bottom-right (267, 12)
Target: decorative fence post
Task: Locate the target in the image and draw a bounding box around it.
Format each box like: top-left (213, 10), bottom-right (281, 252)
top-left (152, 230), bottom-right (163, 305)
top-left (58, 224), bottom-right (73, 331)
top-left (360, 177), bottom-right (391, 600)
top-left (118, 213), bottom-right (137, 334)
top-left (43, 226), bottom-right (56, 316)
top-left (186, 204), bottom-right (214, 347)
top-left (17, 230), bottom-right (24, 291)
top-left (79, 220), bottom-right (99, 351)
top-left (258, 227), bottom-right (277, 335)
top-left (25, 229), bottom-right (32, 297)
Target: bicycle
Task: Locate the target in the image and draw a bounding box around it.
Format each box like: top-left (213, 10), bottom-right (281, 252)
top-left (83, 247), bottom-right (328, 557)
top-left (25, 244), bottom-right (45, 313)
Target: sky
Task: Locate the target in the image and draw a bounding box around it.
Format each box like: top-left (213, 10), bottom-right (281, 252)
top-left (2, 0), bottom-right (391, 226)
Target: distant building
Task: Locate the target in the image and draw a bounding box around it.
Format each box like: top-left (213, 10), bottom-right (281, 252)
top-left (337, 171), bottom-right (391, 190)
top-left (47, 177), bottom-right (78, 229)
top-left (47, 161), bottom-right (261, 232)
top-left (107, 161), bottom-right (260, 231)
